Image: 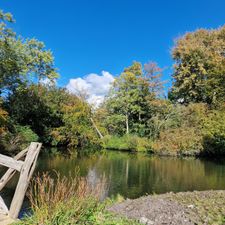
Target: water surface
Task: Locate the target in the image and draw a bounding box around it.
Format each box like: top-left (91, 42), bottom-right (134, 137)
top-left (35, 150), bottom-right (225, 199)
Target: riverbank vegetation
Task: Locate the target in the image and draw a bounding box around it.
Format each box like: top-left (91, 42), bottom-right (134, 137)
top-left (14, 172), bottom-right (139, 225)
top-left (14, 170), bottom-right (225, 224)
top-left (0, 9), bottom-right (225, 157)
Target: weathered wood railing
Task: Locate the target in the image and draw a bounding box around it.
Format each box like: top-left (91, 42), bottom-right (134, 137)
top-left (0, 142), bottom-right (42, 222)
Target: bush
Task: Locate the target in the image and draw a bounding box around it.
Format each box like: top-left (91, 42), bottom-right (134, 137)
top-left (152, 127), bottom-right (203, 156)
top-left (202, 110), bottom-right (225, 155)
top-left (102, 135), bottom-right (152, 152)
top-left (15, 125), bottom-right (39, 143)
top-left (151, 103), bottom-right (209, 156)
top-left (0, 125), bottom-right (38, 155)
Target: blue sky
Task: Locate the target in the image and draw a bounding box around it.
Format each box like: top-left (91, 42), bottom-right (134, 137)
top-left (1, 0), bottom-right (225, 103)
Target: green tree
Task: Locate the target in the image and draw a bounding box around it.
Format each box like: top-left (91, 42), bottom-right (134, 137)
top-left (105, 62), bottom-right (143, 135)
top-left (104, 61), bottom-right (164, 137)
top-left (171, 25), bottom-right (225, 106)
top-left (5, 84), bottom-right (76, 143)
top-left (0, 10), bottom-right (58, 95)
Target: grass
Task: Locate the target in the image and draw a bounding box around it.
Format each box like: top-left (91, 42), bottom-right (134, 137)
top-left (171, 191), bottom-right (225, 224)
top-left (102, 134), bottom-right (152, 152)
top-left (14, 170), bottom-right (140, 225)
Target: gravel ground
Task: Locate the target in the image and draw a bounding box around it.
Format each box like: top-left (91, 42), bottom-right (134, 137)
top-left (108, 190), bottom-right (225, 225)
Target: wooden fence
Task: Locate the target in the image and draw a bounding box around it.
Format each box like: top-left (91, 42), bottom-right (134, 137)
top-left (0, 142), bottom-right (42, 223)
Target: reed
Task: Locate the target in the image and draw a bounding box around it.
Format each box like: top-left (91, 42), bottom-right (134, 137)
top-left (18, 170), bottom-right (106, 224)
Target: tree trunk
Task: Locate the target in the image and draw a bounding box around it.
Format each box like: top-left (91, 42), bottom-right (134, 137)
top-left (90, 118), bottom-right (103, 139)
top-left (126, 113), bottom-right (129, 134)
top-left (138, 112), bottom-right (141, 121)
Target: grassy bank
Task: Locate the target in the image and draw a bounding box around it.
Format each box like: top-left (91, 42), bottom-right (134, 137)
top-left (102, 135), bottom-right (152, 152)
top-left (102, 132), bottom-right (225, 157)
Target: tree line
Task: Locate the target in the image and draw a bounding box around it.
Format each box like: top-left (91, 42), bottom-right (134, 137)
top-left (0, 9), bottom-right (224, 156)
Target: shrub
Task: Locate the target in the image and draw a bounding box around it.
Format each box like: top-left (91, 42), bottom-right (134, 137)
top-left (15, 125), bottom-right (39, 144)
top-left (0, 125), bottom-right (39, 155)
top-left (152, 127), bottom-right (203, 156)
top-left (151, 103), bottom-right (209, 156)
top-left (202, 110), bottom-right (225, 155)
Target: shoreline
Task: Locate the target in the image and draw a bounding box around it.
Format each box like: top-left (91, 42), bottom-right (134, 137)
top-left (108, 190), bottom-right (225, 225)
top-left (104, 147), bottom-right (225, 159)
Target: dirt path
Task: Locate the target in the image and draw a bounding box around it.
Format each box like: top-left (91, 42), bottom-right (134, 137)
top-left (108, 190), bottom-right (225, 225)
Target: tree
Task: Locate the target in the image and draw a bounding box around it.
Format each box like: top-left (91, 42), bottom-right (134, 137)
top-left (104, 61), bottom-right (164, 137)
top-left (5, 85), bottom-right (63, 141)
top-left (52, 93), bottom-right (100, 148)
top-left (0, 10), bottom-right (58, 95)
top-left (171, 25), bottom-right (225, 106)
top-left (105, 62), bottom-right (143, 135)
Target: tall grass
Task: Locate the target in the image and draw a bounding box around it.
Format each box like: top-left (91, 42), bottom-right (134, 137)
top-left (16, 170), bottom-right (106, 224)
top-left (29, 170), bottom-right (106, 208)
top-left (15, 170), bottom-right (139, 225)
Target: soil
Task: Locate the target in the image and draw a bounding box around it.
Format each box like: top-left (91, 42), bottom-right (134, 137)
top-left (108, 190), bottom-right (225, 225)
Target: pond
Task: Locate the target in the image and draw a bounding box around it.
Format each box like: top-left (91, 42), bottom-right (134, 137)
top-left (1, 150), bottom-right (225, 201)
top-left (1, 150), bottom-right (225, 218)
top-left (35, 150), bottom-right (225, 199)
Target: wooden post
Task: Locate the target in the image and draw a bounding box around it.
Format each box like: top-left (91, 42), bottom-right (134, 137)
top-left (9, 142), bottom-right (42, 219)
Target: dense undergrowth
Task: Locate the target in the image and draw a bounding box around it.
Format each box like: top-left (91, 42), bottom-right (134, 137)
top-left (103, 104), bottom-right (225, 156)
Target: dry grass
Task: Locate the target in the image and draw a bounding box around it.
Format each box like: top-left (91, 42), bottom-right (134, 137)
top-left (14, 169), bottom-right (141, 225)
top-left (29, 169), bottom-right (106, 209)
top-left (18, 169), bottom-right (108, 224)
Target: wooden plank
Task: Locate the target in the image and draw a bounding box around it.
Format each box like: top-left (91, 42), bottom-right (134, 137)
top-left (0, 155), bottom-right (23, 172)
top-left (0, 195), bottom-right (8, 215)
top-left (0, 215), bottom-right (15, 225)
top-left (0, 148), bottom-right (28, 191)
top-left (9, 142), bottom-right (42, 219)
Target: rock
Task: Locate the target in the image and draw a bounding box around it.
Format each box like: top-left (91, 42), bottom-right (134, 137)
top-left (139, 216), bottom-right (149, 224)
top-left (139, 217), bottom-right (154, 225)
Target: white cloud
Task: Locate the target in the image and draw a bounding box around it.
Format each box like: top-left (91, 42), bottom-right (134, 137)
top-left (40, 78), bottom-right (57, 86)
top-left (66, 71), bottom-right (114, 106)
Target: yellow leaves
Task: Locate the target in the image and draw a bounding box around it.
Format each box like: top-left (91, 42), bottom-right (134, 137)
top-left (50, 92), bottom-right (99, 148)
top-left (0, 106), bottom-right (8, 135)
top-left (124, 61), bottom-right (142, 76)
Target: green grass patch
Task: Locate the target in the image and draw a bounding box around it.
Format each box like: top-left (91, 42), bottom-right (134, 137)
top-left (102, 135), bottom-right (152, 152)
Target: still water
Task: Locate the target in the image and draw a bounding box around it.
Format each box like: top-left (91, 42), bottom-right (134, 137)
top-left (34, 150), bottom-right (225, 199)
